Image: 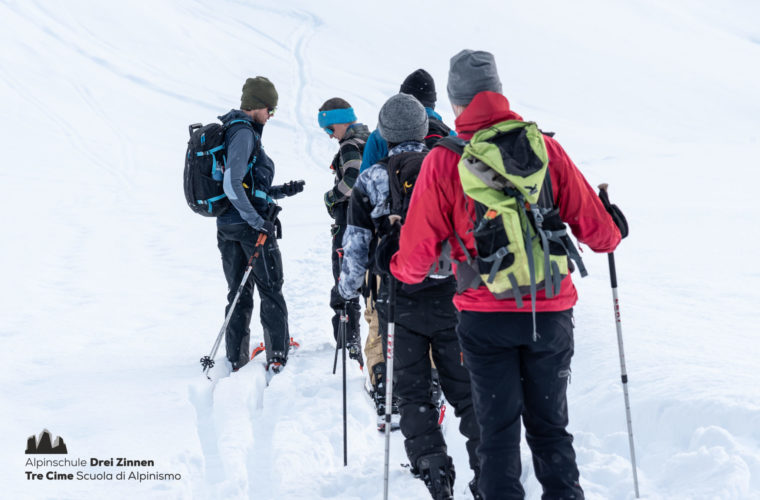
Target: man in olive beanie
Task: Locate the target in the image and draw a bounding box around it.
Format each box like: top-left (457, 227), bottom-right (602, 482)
top-left (214, 76), bottom-right (302, 376)
top-left (240, 76), bottom-right (278, 111)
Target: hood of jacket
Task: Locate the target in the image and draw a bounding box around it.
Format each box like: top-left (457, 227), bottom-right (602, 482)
top-left (341, 122), bottom-right (370, 143)
top-left (453, 92), bottom-right (523, 139)
top-left (218, 109), bottom-right (264, 136)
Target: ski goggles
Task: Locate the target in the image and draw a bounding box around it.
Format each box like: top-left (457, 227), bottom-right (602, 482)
top-left (323, 126), bottom-right (334, 135)
top-left (267, 106), bottom-right (277, 117)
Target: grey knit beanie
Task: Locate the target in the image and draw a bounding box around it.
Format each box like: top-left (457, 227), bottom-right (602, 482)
top-left (240, 76), bottom-right (278, 110)
top-left (446, 50), bottom-right (502, 106)
top-left (377, 93), bottom-right (428, 144)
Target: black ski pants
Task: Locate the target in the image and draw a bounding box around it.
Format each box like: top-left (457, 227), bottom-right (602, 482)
top-left (378, 278), bottom-right (480, 473)
top-left (457, 309), bottom-right (583, 500)
top-left (217, 223), bottom-right (289, 368)
top-left (330, 223), bottom-right (361, 346)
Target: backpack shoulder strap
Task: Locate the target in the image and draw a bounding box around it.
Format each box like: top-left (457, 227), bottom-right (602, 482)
top-left (373, 156), bottom-right (389, 168)
top-left (223, 118), bottom-right (254, 137)
top-left (223, 119), bottom-right (260, 167)
top-left (386, 151), bottom-right (427, 219)
top-left (540, 129), bottom-right (555, 138)
top-left (434, 135), bottom-right (467, 155)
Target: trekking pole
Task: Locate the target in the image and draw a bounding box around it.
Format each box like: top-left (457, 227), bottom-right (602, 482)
top-left (331, 249), bottom-right (349, 465)
top-left (200, 205), bottom-right (282, 378)
top-left (599, 184), bottom-right (639, 498)
top-left (383, 274), bottom-right (396, 500)
top-left (340, 302), bottom-right (348, 466)
top-left (332, 249), bottom-right (346, 375)
top-left (332, 337), bottom-right (340, 374)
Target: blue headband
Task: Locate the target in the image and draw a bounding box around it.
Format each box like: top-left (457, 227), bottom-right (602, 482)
top-left (318, 107), bottom-right (357, 128)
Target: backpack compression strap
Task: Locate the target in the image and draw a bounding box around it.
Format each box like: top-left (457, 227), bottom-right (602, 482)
top-left (440, 134), bottom-right (533, 305)
top-left (437, 136), bottom-right (488, 293)
top-left (435, 135), bottom-right (467, 155)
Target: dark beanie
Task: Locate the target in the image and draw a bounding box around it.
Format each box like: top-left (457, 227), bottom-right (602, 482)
top-left (446, 50), bottom-right (502, 106)
top-left (377, 93), bottom-right (428, 144)
top-left (400, 69), bottom-right (437, 109)
top-left (240, 76), bottom-right (278, 110)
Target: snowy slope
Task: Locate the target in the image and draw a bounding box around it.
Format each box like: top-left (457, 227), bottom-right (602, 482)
top-left (1, 1), bottom-right (759, 499)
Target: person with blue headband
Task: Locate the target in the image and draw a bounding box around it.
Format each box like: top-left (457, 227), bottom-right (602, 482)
top-left (318, 98), bottom-right (370, 369)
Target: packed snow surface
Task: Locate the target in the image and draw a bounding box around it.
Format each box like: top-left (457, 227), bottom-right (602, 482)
top-left (1, 1), bottom-right (759, 499)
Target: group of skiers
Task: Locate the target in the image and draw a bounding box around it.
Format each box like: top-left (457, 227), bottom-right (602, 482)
top-left (210, 49), bottom-right (624, 500)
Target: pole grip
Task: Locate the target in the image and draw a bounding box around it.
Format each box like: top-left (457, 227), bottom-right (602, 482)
top-left (252, 204), bottom-right (281, 257)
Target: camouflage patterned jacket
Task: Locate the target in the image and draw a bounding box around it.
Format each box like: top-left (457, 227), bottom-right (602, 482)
top-left (338, 142), bottom-right (426, 300)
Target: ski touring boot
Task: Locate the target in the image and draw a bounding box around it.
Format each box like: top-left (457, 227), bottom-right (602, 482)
top-left (253, 338), bottom-right (299, 361)
top-left (469, 471), bottom-right (483, 500)
top-left (431, 368), bottom-right (447, 426)
top-left (267, 359), bottom-right (285, 374)
top-left (416, 452), bottom-right (455, 500)
top-left (265, 356), bottom-right (286, 385)
top-left (368, 364), bottom-right (399, 431)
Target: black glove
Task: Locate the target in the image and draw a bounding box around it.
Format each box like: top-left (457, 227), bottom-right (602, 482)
top-left (375, 225), bottom-right (400, 275)
top-left (282, 180), bottom-right (305, 197)
top-left (598, 185), bottom-right (629, 239)
top-left (324, 190), bottom-right (336, 218)
top-left (330, 285), bottom-right (346, 310)
top-left (258, 220), bottom-right (276, 236)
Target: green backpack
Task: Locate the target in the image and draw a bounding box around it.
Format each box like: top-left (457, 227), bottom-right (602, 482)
top-left (440, 121), bottom-right (587, 336)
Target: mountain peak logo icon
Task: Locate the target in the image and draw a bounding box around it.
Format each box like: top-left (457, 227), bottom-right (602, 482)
top-left (26, 429), bottom-right (68, 454)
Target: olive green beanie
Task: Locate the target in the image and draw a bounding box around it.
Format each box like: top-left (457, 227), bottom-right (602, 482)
top-left (240, 76), bottom-right (278, 110)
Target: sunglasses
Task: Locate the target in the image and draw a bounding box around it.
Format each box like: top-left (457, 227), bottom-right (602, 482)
top-left (323, 126), bottom-right (334, 135)
top-left (267, 106), bottom-right (276, 117)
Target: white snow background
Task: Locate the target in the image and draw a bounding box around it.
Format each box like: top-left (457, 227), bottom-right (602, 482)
top-left (1, 0), bottom-right (759, 499)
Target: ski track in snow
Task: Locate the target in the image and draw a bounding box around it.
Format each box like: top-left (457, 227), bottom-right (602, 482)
top-left (188, 232), bottom-right (451, 500)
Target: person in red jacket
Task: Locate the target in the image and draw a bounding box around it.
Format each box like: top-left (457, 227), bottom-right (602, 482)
top-left (390, 50), bottom-right (622, 500)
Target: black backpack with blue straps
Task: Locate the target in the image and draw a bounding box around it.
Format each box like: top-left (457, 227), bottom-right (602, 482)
top-left (183, 120), bottom-right (258, 217)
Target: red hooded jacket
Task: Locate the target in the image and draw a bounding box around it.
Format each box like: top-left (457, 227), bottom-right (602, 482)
top-left (390, 91), bottom-right (621, 312)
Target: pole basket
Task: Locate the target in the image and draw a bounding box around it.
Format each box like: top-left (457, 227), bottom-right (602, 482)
top-left (200, 356), bottom-right (215, 370)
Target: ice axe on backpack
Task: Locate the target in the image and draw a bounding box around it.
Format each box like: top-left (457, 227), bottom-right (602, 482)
top-left (598, 183), bottom-right (639, 498)
top-left (200, 204), bottom-right (282, 379)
